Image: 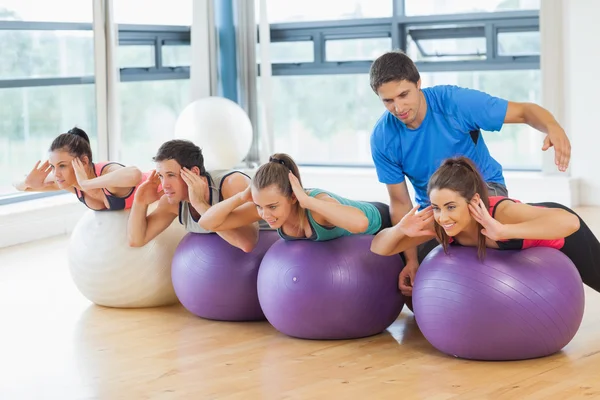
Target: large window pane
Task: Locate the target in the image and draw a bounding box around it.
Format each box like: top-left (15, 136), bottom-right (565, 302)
top-left (259, 0), bottom-right (393, 23)
top-left (1, 30), bottom-right (94, 79)
top-left (263, 74), bottom-right (383, 165)
top-left (421, 70), bottom-right (542, 170)
top-left (119, 80), bottom-right (191, 171)
top-left (405, 0), bottom-right (540, 16)
top-left (0, 0), bottom-right (92, 22)
top-left (325, 38), bottom-right (391, 62)
top-left (114, 0), bottom-right (192, 25)
top-left (1, 85), bottom-right (97, 197)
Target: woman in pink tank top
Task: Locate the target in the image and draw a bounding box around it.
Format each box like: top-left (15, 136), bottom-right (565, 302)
top-left (14, 127), bottom-right (152, 211)
top-left (371, 156), bottom-right (600, 295)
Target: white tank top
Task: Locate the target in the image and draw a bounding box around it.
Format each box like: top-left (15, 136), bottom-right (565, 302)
top-left (178, 169), bottom-right (272, 233)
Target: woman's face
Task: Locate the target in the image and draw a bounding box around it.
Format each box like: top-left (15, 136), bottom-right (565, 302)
top-left (429, 188), bottom-right (476, 237)
top-left (48, 150), bottom-right (78, 189)
top-left (252, 184), bottom-right (296, 229)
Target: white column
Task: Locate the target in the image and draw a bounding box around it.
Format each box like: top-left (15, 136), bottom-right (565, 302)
top-left (190, 0), bottom-right (217, 101)
top-left (92, 0), bottom-right (121, 160)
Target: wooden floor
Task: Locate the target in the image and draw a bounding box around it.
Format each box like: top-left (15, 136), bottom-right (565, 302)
top-left (2, 209), bottom-right (600, 399)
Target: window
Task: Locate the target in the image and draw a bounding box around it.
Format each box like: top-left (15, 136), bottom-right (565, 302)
top-left (118, 80), bottom-right (191, 171)
top-left (420, 69), bottom-right (542, 170)
top-left (259, 0), bottom-right (392, 23)
top-left (404, 0), bottom-right (540, 16)
top-left (260, 1), bottom-right (541, 170)
top-left (0, 0), bottom-right (92, 22)
top-left (113, 0), bottom-right (192, 26)
top-left (0, 30), bottom-right (94, 79)
top-left (1, 84), bottom-right (96, 197)
top-left (262, 74), bottom-right (383, 166)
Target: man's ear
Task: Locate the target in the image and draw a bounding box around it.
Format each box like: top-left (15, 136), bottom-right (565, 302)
top-left (190, 166), bottom-right (201, 176)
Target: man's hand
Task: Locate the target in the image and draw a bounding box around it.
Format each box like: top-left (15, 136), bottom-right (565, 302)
top-left (398, 260), bottom-right (419, 296)
top-left (543, 124), bottom-right (571, 172)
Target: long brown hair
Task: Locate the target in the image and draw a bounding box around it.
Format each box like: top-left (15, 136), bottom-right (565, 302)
top-left (427, 156), bottom-right (490, 260)
top-left (253, 153), bottom-right (306, 232)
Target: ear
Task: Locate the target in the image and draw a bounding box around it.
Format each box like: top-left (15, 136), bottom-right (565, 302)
top-left (471, 193), bottom-right (481, 203)
top-left (190, 166), bottom-right (201, 176)
top-left (416, 78), bottom-right (422, 91)
top-left (80, 155), bottom-right (90, 165)
top-left (290, 192), bottom-right (298, 205)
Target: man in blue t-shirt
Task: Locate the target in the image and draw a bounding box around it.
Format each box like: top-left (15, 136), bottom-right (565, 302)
top-left (368, 50), bottom-right (571, 296)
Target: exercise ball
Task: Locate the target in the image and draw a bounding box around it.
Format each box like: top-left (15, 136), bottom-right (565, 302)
top-left (174, 97), bottom-right (253, 170)
top-left (257, 235), bottom-right (405, 340)
top-left (172, 230), bottom-right (280, 321)
top-left (68, 209), bottom-right (186, 308)
top-left (413, 246), bottom-right (585, 361)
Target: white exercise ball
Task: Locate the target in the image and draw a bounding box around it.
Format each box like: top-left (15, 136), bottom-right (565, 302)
top-left (68, 209), bottom-right (186, 308)
top-left (174, 96), bottom-right (253, 170)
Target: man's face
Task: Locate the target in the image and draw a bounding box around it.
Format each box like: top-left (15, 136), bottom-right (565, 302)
top-left (155, 159), bottom-right (187, 204)
top-left (377, 79), bottom-right (422, 127)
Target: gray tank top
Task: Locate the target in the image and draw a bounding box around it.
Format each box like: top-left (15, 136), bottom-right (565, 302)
top-left (178, 169), bottom-right (272, 233)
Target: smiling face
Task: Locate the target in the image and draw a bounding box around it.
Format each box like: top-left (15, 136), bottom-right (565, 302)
top-left (429, 188), bottom-right (477, 237)
top-left (155, 159), bottom-right (188, 204)
top-left (376, 79), bottom-right (424, 128)
top-left (48, 150), bottom-right (79, 189)
top-left (251, 184), bottom-right (297, 229)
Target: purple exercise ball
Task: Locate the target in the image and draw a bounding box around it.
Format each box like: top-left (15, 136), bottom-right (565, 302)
top-left (257, 235), bottom-right (405, 340)
top-left (413, 245), bottom-right (585, 361)
top-left (171, 230), bottom-right (280, 321)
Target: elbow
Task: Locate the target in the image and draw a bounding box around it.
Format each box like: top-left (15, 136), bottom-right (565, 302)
top-left (128, 237), bottom-right (144, 248)
top-left (198, 216), bottom-right (217, 231)
top-left (127, 231), bottom-right (146, 248)
top-left (370, 236), bottom-right (390, 256)
top-left (566, 213), bottom-right (580, 236)
top-left (130, 168), bottom-right (143, 186)
top-left (240, 242), bottom-right (257, 254)
top-left (240, 230), bottom-right (260, 253)
top-left (348, 215), bottom-right (370, 234)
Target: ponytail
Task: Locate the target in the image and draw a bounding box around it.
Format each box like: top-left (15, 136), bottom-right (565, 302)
top-left (49, 126), bottom-right (93, 162)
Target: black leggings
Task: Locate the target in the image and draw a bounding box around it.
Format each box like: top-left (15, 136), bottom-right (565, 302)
top-left (367, 201), bottom-right (393, 234)
top-left (529, 202), bottom-right (600, 293)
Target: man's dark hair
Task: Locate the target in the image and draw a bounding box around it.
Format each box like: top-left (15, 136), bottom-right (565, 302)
top-left (153, 139), bottom-right (206, 175)
top-left (369, 50), bottom-right (421, 93)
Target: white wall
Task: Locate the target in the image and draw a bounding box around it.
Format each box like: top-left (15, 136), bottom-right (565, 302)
top-left (560, 0), bottom-right (600, 206)
top-left (542, 0), bottom-right (600, 206)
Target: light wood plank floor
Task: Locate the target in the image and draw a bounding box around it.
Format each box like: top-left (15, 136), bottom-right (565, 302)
top-left (2, 208), bottom-right (600, 400)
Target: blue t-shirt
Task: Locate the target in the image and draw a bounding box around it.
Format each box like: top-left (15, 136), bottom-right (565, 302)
top-left (370, 85), bottom-right (507, 207)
